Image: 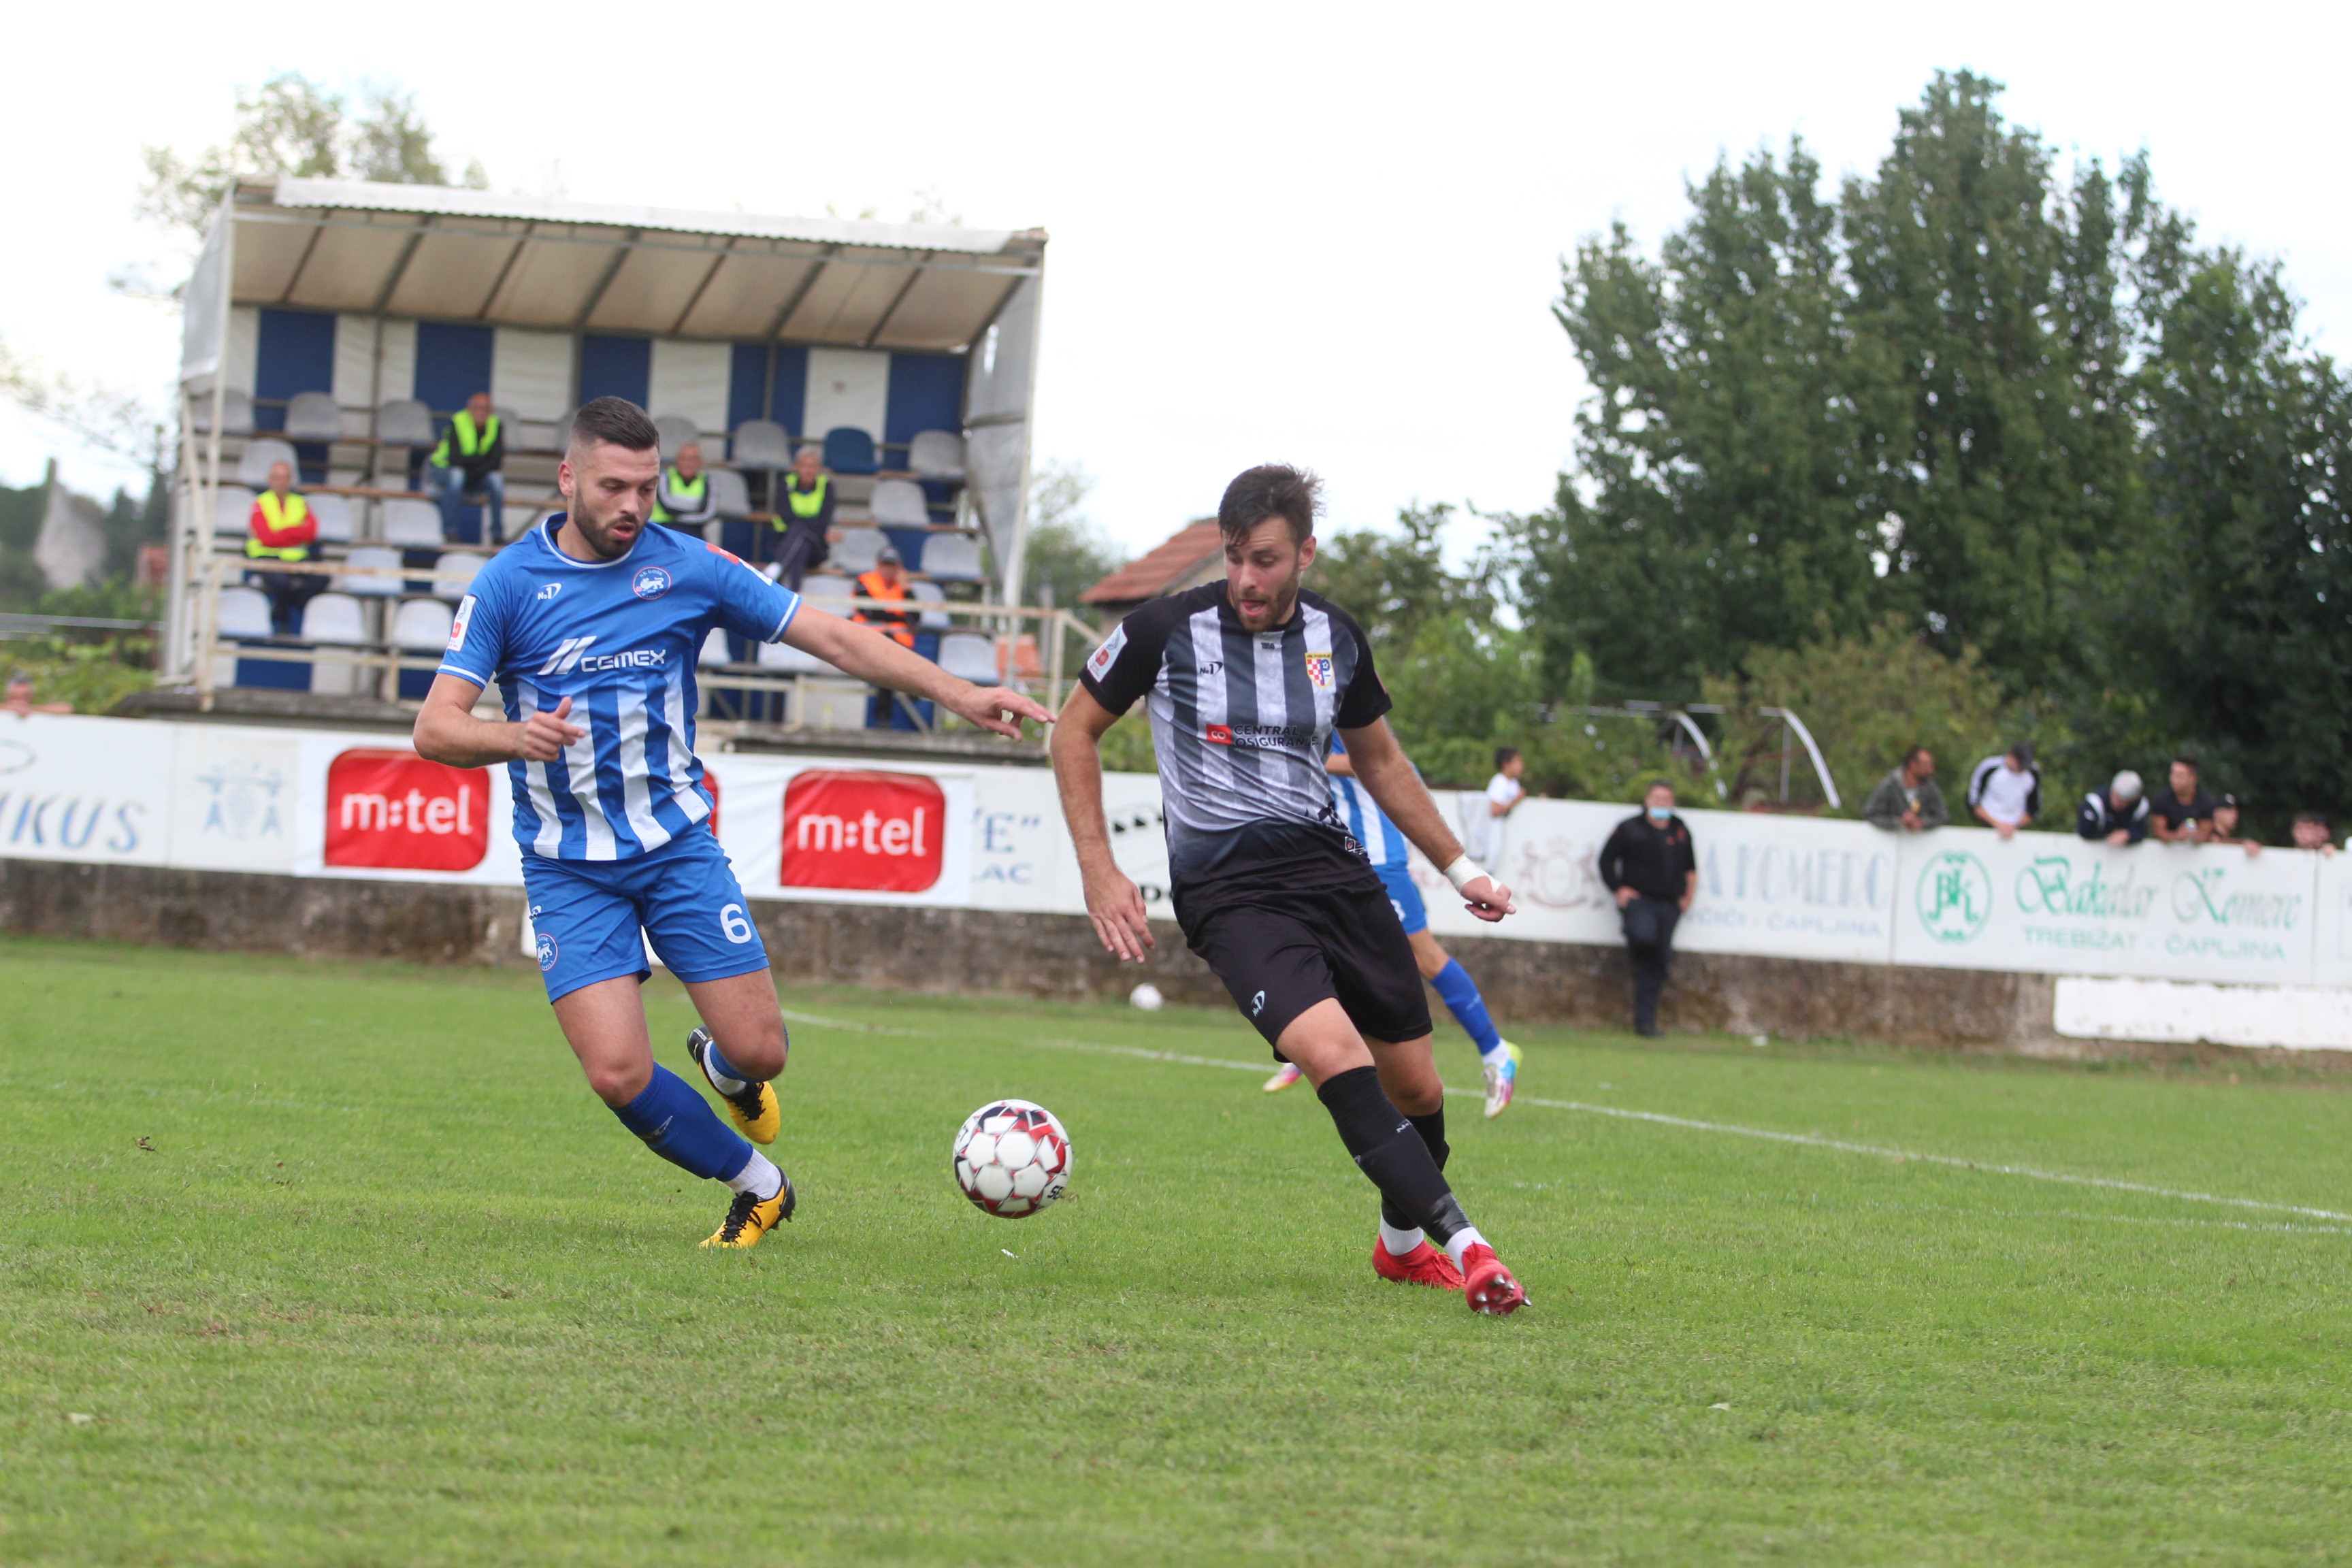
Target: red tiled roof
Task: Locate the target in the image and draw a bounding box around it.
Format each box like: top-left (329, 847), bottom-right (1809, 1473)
top-left (1080, 519), bottom-right (1222, 605)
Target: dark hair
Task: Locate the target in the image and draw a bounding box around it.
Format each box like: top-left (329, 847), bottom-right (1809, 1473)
top-left (1217, 464), bottom-right (1320, 547)
top-left (1901, 744), bottom-right (1931, 768)
top-left (1494, 746), bottom-right (1521, 770)
top-left (2170, 753), bottom-right (2200, 773)
top-left (2007, 740), bottom-right (2036, 766)
top-left (567, 396), bottom-right (659, 455)
top-left (2296, 810), bottom-right (2331, 828)
top-left (1645, 778), bottom-right (1675, 797)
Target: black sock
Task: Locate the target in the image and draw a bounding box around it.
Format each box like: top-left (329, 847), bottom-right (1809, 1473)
top-left (1318, 1066), bottom-right (1469, 1245)
top-left (1382, 1107), bottom-right (1449, 1233)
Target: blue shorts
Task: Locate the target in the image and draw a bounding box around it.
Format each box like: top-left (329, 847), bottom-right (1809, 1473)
top-left (1376, 862), bottom-right (1428, 935)
top-left (522, 828), bottom-right (771, 1002)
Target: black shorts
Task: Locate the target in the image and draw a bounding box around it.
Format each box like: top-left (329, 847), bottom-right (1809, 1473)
top-left (1179, 882), bottom-right (1433, 1056)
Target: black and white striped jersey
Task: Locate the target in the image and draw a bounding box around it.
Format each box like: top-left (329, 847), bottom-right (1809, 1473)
top-left (1080, 583), bottom-right (1392, 902)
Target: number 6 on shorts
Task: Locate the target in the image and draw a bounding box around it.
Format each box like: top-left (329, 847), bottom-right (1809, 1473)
top-left (719, 902), bottom-right (753, 944)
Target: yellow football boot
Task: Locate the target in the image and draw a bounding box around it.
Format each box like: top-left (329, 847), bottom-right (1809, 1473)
top-left (687, 1027), bottom-right (780, 1144)
top-left (702, 1173), bottom-right (796, 1250)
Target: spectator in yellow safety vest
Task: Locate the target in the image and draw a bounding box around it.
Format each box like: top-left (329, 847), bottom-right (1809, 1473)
top-left (762, 444), bottom-right (833, 591)
top-left (246, 460), bottom-right (323, 634)
top-left (651, 442), bottom-right (717, 534)
top-left (428, 391), bottom-right (506, 546)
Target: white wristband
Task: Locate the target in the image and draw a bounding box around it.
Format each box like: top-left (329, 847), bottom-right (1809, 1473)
top-left (1441, 855), bottom-right (1487, 894)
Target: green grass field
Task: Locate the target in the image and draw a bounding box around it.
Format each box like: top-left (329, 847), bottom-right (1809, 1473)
top-left (4, 936), bottom-right (2351, 1565)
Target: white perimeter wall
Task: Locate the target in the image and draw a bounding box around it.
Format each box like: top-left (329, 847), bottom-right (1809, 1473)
top-left (5, 713), bottom-right (2350, 1051)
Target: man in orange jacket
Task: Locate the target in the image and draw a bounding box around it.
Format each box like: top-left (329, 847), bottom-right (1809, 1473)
top-left (854, 545), bottom-right (921, 726)
top-left (246, 460), bottom-right (322, 634)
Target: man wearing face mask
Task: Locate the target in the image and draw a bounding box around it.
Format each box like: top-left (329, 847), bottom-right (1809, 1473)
top-left (1598, 781), bottom-right (1698, 1038)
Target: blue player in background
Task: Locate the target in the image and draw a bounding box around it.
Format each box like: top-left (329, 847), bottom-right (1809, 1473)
top-left (1262, 734), bottom-right (1522, 1115)
top-left (414, 398), bottom-right (1051, 1250)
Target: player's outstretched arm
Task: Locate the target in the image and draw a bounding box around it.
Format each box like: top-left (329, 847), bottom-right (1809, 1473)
top-left (1049, 685), bottom-right (1154, 961)
top-left (412, 674), bottom-right (584, 768)
top-left (781, 607), bottom-right (1051, 738)
top-left (1339, 716), bottom-right (1518, 924)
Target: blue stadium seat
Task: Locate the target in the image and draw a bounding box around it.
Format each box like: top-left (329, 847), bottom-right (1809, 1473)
top-left (823, 427), bottom-right (879, 475)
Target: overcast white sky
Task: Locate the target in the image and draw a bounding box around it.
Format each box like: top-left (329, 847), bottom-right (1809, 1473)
top-left (4, 1), bottom-right (2346, 566)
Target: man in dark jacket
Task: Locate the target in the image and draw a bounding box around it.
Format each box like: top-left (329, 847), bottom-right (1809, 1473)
top-left (2077, 771), bottom-right (2151, 845)
top-left (1861, 746), bottom-right (1949, 832)
top-left (1598, 781), bottom-right (1698, 1037)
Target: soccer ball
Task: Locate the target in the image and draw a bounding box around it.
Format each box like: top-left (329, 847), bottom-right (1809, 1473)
top-left (953, 1099), bottom-right (1073, 1218)
top-left (1129, 982), bottom-right (1164, 1011)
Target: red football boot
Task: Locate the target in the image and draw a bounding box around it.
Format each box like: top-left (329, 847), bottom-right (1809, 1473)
top-left (1458, 1243), bottom-right (1528, 1316)
top-left (1373, 1236), bottom-right (1465, 1290)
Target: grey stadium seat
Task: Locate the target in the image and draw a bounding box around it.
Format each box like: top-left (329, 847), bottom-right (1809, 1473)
top-left (307, 492), bottom-right (353, 544)
top-left (235, 438), bottom-right (299, 487)
top-left (706, 468), bottom-right (753, 521)
top-left (215, 586), bottom-right (274, 639)
top-left (376, 399), bottom-right (436, 448)
top-left (937, 633), bottom-right (1001, 684)
top-left (430, 551), bottom-right (484, 602)
top-left (192, 389), bottom-right (255, 437)
top-left (391, 598), bottom-right (455, 651)
top-left (299, 592), bottom-right (370, 644)
top-left (212, 486), bottom-right (256, 538)
top-left (757, 638), bottom-right (828, 674)
top-left (342, 546), bottom-right (406, 598)
top-left (730, 420), bottom-right (794, 472)
top-left (800, 574), bottom-right (855, 606)
top-left (869, 479), bottom-right (930, 527)
top-left (909, 579), bottom-right (949, 630)
top-left (653, 414), bottom-right (701, 460)
top-left (832, 527), bottom-right (885, 575)
top-left (920, 532), bottom-right (984, 583)
top-left (908, 429), bottom-right (964, 478)
top-left (699, 628), bottom-right (734, 668)
top-left (380, 498), bottom-right (445, 547)
top-left (282, 391), bottom-right (344, 443)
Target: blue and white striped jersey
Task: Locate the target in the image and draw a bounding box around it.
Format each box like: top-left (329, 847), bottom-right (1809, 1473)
top-left (1325, 734), bottom-right (1411, 873)
top-left (437, 516), bottom-right (800, 860)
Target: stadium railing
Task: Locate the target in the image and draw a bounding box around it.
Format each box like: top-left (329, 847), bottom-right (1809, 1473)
top-left (184, 553), bottom-right (1102, 731)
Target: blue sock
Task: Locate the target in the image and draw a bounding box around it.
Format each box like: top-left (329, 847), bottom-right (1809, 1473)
top-left (611, 1064), bottom-right (753, 1182)
top-left (1431, 960), bottom-right (1504, 1056)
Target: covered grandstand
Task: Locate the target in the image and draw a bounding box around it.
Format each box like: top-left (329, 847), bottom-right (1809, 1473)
top-left (167, 178), bottom-right (1049, 719)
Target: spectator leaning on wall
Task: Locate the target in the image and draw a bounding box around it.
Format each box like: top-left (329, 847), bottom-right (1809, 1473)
top-left (2291, 812), bottom-right (2340, 858)
top-left (1862, 745), bottom-right (1948, 832)
top-left (2076, 770), bottom-right (2151, 845)
top-left (2208, 794), bottom-right (2261, 858)
top-left (2147, 755), bottom-right (2219, 844)
top-left (1597, 781), bottom-right (1697, 1039)
top-left (1966, 742), bottom-right (2040, 839)
top-left (1465, 747), bottom-right (1526, 860)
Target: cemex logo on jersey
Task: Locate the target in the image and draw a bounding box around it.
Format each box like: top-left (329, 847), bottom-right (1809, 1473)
top-left (325, 749), bottom-right (491, 871)
top-left (538, 636), bottom-right (667, 675)
top-left (781, 770), bottom-right (945, 893)
top-left (631, 565), bottom-right (672, 600)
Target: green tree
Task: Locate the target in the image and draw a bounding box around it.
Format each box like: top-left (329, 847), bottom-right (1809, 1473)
top-left (1020, 459), bottom-right (1124, 618)
top-left (136, 73), bottom-right (485, 242)
top-left (1310, 503), bottom-right (1494, 653)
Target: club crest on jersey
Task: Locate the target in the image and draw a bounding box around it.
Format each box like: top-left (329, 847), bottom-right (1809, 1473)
top-left (632, 565), bottom-right (672, 601)
top-left (1304, 651), bottom-right (1334, 689)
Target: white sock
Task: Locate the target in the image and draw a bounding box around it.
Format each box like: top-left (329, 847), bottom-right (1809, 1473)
top-left (1379, 1218), bottom-right (1426, 1257)
top-left (725, 1151), bottom-right (783, 1200)
top-left (699, 1044), bottom-right (747, 1096)
top-left (1443, 1226), bottom-right (1489, 1270)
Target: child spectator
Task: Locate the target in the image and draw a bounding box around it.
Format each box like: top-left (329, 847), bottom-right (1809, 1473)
top-left (1465, 747), bottom-right (1526, 861)
top-left (2291, 812), bottom-right (2340, 858)
top-left (2208, 794), bottom-right (2261, 857)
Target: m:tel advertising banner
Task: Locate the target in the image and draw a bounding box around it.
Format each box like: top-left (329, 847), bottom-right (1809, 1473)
top-left (0, 713), bottom-right (2338, 987)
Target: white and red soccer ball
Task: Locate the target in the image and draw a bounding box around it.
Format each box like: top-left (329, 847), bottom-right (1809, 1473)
top-left (953, 1099), bottom-right (1073, 1218)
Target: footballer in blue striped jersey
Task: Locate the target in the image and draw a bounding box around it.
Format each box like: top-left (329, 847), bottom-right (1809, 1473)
top-left (1301, 734), bottom-right (1521, 1117)
top-left (414, 398), bottom-right (1051, 1250)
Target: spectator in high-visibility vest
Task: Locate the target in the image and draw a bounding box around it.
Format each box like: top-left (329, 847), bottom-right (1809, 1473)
top-left (651, 441), bottom-right (717, 534)
top-left (853, 546), bottom-right (915, 649)
top-left (762, 444), bottom-right (832, 591)
top-left (428, 391), bottom-right (506, 546)
top-left (246, 460), bottom-right (322, 634)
